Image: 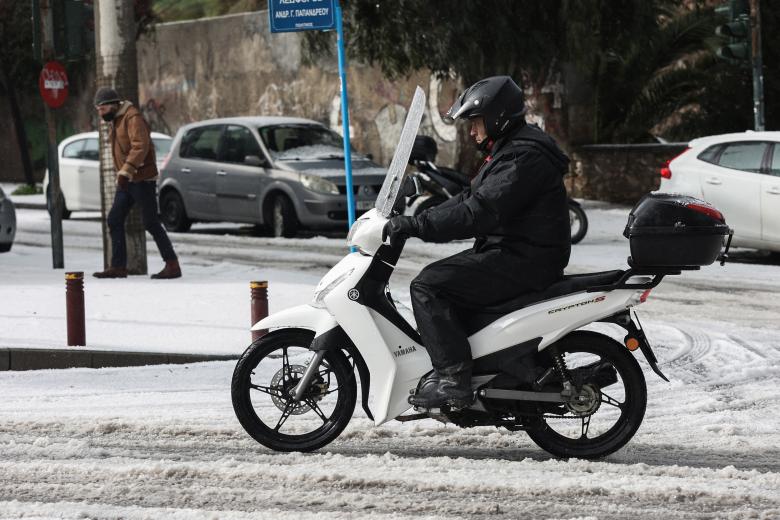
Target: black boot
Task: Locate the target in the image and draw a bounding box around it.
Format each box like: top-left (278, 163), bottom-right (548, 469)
top-left (409, 362), bottom-right (475, 409)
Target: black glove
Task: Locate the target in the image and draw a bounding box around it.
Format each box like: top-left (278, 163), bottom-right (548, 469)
top-left (382, 216), bottom-right (418, 247)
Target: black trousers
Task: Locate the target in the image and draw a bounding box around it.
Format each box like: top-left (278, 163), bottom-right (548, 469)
top-left (107, 181), bottom-right (177, 268)
top-left (410, 248), bottom-right (561, 370)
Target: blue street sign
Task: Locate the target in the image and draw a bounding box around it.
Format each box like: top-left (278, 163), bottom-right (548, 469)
top-left (269, 0), bottom-right (336, 33)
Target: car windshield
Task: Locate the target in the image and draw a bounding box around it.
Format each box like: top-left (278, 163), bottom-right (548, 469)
top-left (259, 125), bottom-right (347, 161)
top-left (153, 138), bottom-right (172, 157)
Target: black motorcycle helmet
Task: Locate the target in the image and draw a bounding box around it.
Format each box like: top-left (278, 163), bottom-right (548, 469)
top-left (444, 76), bottom-right (526, 141)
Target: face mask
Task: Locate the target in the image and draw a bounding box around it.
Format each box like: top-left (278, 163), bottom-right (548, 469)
top-left (101, 111), bottom-right (116, 122)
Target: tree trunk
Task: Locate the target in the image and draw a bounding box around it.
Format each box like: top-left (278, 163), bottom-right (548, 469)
top-left (94, 0), bottom-right (147, 275)
top-left (0, 59), bottom-right (36, 186)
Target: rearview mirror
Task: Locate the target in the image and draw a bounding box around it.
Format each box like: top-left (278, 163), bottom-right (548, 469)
top-left (244, 155), bottom-right (266, 167)
top-left (401, 175), bottom-right (422, 197)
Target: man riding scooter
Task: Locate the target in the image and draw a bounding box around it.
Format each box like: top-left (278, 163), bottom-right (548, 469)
top-left (382, 76), bottom-right (572, 409)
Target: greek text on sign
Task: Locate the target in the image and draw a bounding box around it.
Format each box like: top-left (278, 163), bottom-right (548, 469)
top-left (269, 0), bottom-right (335, 33)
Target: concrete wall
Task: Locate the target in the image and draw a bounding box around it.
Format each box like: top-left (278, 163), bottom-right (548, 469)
top-left (567, 144), bottom-right (688, 204)
top-left (136, 11), bottom-right (463, 168)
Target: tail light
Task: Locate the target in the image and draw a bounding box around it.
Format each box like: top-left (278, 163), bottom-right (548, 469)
top-left (639, 289), bottom-right (652, 303)
top-left (660, 147), bottom-right (691, 180)
top-left (685, 202), bottom-right (725, 223)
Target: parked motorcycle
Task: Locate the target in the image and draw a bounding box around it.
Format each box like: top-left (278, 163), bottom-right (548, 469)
top-left (406, 135), bottom-right (589, 244)
top-left (231, 87), bottom-right (732, 459)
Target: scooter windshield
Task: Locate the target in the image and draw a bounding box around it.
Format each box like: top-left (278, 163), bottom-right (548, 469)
top-left (374, 86), bottom-right (427, 218)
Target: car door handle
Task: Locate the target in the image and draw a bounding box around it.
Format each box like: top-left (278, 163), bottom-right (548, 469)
top-left (705, 177), bottom-right (722, 185)
top-left (180, 167), bottom-right (191, 174)
top-left (77, 167), bottom-right (86, 173)
top-left (767, 186), bottom-right (780, 195)
top-left (216, 170), bottom-right (227, 176)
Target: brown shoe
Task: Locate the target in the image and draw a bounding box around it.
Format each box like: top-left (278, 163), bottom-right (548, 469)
top-left (93, 267), bottom-right (128, 279)
top-left (151, 260), bottom-right (181, 279)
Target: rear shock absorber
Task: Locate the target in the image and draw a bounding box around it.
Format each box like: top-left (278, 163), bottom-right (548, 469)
top-left (549, 346), bottom-right (574, 397)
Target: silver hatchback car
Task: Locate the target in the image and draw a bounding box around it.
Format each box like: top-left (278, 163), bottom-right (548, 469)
top-left (158, 116), bottom-right (386, 237)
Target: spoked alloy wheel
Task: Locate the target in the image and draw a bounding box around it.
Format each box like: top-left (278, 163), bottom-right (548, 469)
top-left (231, 329), bottom-right (356, 452)
top-left (526, 331), bottom-right (647, 459)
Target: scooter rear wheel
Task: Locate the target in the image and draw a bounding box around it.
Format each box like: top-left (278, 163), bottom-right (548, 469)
top-left (569, 202), bottom-right (588, 244)
top-left (232, 328), bottom-right (357, 452)
top-left (525, 331), bottom-right (647, 459)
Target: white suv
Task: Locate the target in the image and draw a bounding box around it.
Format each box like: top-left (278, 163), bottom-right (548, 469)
top-left (43, 131), bottom-right (172, 218)
top-left (658, 131), bottom-right (780, 253)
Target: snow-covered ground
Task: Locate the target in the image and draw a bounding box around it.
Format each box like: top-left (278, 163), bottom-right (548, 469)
top-left (1, 204), bottom-right (779, 519)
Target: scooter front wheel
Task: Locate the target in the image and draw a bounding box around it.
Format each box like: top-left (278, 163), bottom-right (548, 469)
top-left (231, 328), bottom-right (357, 452)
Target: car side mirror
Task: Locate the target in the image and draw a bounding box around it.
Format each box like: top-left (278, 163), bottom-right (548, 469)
top-left (244, 155), bottom-right (267, 167)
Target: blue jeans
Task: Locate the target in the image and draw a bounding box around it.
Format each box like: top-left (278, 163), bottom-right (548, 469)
top-left (107, 181), bottom-right (177, 268)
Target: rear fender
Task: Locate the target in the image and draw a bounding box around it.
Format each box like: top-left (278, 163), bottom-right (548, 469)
top-left (600, 310), bottom-right (669, 381)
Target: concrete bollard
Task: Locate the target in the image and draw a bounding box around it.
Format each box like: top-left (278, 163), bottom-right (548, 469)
top-left (65, 272), bottom-right (86, 346)
top-left (250, 281), bottom-right (269, 342)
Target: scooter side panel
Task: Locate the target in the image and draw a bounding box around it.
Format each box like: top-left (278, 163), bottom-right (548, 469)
top-left (469, 289), bottom-right (645, 359)
top-left (322, 255), bottom-right (419, 425)
top-left (370, 309), bottom-right (431, 421)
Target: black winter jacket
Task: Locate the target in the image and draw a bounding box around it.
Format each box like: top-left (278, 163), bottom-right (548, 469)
top-left (415, 123), bottom-right (571, 271)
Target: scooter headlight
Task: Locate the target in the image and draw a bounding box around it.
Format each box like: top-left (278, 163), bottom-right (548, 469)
top-left (312, 269), bottom-right (354, 309)
top-left (347, 218), bottom-right (366, 247)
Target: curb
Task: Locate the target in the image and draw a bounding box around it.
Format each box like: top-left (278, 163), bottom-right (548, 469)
top-left (0, 348), bottom-right (239, 371)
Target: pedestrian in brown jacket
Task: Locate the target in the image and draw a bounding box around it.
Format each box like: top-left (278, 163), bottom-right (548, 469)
top-left (92, 87), bottom-right (181, 279)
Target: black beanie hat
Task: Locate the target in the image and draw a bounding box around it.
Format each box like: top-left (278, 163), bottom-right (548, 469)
top-left (94, 87), bottom-right (121, 106)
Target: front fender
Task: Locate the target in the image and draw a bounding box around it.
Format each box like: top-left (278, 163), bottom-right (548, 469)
top-left (251, 304), bottom-right (337, 338)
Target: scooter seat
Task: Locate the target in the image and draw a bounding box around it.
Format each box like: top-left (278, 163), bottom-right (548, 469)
top-left (462, 270), bottom-right (626, 335)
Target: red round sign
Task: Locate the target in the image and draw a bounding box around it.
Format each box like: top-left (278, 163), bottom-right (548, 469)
top-left (39, 61), bottom-right (69, 108)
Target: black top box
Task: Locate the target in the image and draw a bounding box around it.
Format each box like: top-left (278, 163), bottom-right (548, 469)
top-left (624, 193), bottom-right (731, 268)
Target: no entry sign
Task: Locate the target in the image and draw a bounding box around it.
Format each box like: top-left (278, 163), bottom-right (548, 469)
top-left (39, 61), bottom-right (69, 108)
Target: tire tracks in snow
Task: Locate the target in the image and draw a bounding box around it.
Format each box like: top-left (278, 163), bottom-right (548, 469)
top-left (0, 421), bottom-right (778, 519)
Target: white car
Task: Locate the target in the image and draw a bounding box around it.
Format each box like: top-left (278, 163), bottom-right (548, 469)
top-left (658, 131), bottom-right (780, 253)
top-left (43, 131), bottom-right (172, 217)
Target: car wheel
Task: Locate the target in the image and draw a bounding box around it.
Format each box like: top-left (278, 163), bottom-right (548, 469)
top-left (268, 195), bottom-right (299, 238)
top-left (46, 188), bottom-right (71, 220)
top-left (160, 190), bottom-right (192, 232)
top-left (0, 243), bottom-right (11, 253)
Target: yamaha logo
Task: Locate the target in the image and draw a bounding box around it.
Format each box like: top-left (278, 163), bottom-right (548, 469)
top-left (348, 289), bottom-right (360, 301)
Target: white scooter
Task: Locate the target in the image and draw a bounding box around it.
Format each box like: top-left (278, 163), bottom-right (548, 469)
top-left (231, 87), bottom-right (731, 459)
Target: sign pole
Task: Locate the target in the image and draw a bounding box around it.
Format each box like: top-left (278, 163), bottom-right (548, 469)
top-left (37, 1), bottom-right (65, 269)
top-left (334, 0), bottom-right (356, 230)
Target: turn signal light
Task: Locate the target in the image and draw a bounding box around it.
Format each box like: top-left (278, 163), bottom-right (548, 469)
top-left (625, 337), bottom-right (640, 351)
